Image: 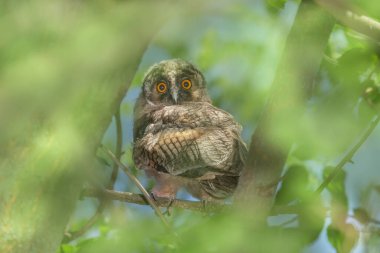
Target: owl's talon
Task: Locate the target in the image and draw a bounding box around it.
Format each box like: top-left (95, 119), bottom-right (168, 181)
top-left (163, 197), bottom-right (176, 216)
top-left (202, 199), bottom-right (209, 213)
top-left (150, 191), bottom-right (175, 216)
top-left (150, 192), bottom-right (158, 202)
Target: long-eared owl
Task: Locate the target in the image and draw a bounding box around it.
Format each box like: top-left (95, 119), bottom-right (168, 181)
top-left (133, 59), bottom-right (247, 201)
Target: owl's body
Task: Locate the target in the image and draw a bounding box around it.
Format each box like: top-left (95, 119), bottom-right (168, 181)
top-left (133, 59), bottom-right (247, 200)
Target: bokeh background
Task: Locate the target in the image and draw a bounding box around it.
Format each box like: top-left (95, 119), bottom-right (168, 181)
top-left (2, 0), bottom-right (380, 252)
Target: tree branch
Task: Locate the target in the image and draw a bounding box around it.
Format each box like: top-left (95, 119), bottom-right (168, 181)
top-left (235, 0), bottom-right (335, 220)
top-left (63, 109), bottom-right (124, 243)
top-left (0, 3), bottom-right (180, 252)
top-left (109, 108), bottom-right (123, 189)
top-left (83, 188), bottom-right (226, 213)
top-left (315, 0), bottom-right (380, 43)
top-left (83, 188), bottom-right (300, 215)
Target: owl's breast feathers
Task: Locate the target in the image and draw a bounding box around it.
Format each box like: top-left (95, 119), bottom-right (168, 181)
top-left (133, 102), bottom-right (247, 199)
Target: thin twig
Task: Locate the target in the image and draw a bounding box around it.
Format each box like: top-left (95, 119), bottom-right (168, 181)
top-left (315, 116), bottom-right (380, 194)
top-left (82, 188), bottom-right (301, 215)
top-left (63, 110), bottom-right (124, 243)
top-left (62, 202), bottom-right (105, 243)
top-left (101, 146), bottom-right (171, 229)
top-left (83, 188), bottom-right (226, 213)
top-left (348, 214), bottom-right (380, 225)
top-left (108, 107), bottom-right (122, 188)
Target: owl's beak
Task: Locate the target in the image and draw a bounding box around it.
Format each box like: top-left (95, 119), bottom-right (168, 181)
top-left (171, 86), bottom-right (179, 104)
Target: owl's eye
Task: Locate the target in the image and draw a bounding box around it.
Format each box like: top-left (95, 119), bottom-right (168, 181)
top-left (156, 82), bottom-right (167, 93)
top-left (181, 79), bottom-right (192, 90)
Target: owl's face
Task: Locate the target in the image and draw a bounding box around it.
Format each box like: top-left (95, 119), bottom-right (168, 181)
top-left (141, 59), bottom-right (210, 105)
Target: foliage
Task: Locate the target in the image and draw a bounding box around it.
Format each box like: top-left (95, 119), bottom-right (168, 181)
top-left (2, 0), bottom-right (380, 253)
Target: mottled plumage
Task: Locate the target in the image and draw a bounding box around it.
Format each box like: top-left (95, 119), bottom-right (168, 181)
top-left (133, 59), bottom-right (247, 200)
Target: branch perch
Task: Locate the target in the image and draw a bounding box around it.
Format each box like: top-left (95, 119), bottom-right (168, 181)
top-left (83, 188), bottom-right (300, 215)
top-left (83, 188), bottom-right (226, 213)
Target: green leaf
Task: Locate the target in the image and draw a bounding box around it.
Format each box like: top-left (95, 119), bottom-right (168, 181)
top-left (363, 81), bottom-right (380, 111)
top-left (59, 244), bottom-right (77, 253)
top-left (266, 0), bottom-right (288, 10)
top-left (335, 48), bottom-right (376, 86)
top-left (275, 165), bottom-right (310, 205)
top-left (99, 224), bottom-right (111, 237)
top-left (349, 0), bottom-right (380, 20)
top-left (76, 238), bottom-right (99, 249)
top-left (353, 207), bottom-right (371, 225)
top-left (327, 225), bottom-right (344, 253)
top-left (297, 194), bottom-right (325, 244)
top-left (327, 224), bottom-right (358, 253)
top-left (275, 164), bottom-right (325, 244)
top-left (323, 166), bottom-right (348, 208)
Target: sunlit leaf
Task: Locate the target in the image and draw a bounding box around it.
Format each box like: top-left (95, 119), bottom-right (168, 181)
top-left (298, 194), bottom-right (325, 244)
top-left (265, 0), bottom-right (288, 10)
top-left (59, 244), bottom-right (78, 253)
top-left (275, 165), bottom-right (310, 205)
top-left (327, 225), bottom-right (344, 253)
top-left (323, 166), bottom-right (348, 208)
top-left (327, 223), bottom-right (359, 253)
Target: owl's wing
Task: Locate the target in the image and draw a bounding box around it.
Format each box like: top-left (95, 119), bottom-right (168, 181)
top-left (133, 94), bottom-right (164, 142)
top-left (134, 102), bottom-right (246, 179)
top-left (136, 127), bottom-right (238, 177)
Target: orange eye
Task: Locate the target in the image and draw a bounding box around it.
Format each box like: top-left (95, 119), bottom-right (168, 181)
top-left (156, 82), bottom-right (167, 93)
top-left (181, 79), bottom-right (192, 90)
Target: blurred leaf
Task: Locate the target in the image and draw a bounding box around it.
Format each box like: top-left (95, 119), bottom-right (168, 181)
top-left (327, 225), bottom-right (344, 253)
top-left (99, 224), bottom-right (111, 237)
top-left (275, 165), bottom-right (310, 205)
top-left (297, 194), bottom-right (325, 244)
top-left (289, 144), bottom-right (316, 161)
top-left (275, 164), bottom-right (325, 245)
top-left (59, 244), bottom-right (78, 253)
top-left (265, 0), bottom-right (288, 10)
top-left (353, 207), bottom-right (371, 225)
top-left (375, 185), bottom-right (380, 193)
top-left (76, 238), bottom-right (103, 253)
top-left (327, 223), bottom-right (358, 253)
top-left (363, 81), bottom-right (380, 110)
top-left (294, 46), bottom-right (378, 160)
top-left (279, 192), bottom-right (325, 246)
top-left (350, 0), bottom-right (380, 20)
top-left (323, 166), bottom-right (348, 208)
top-left (335, 48), bottom-right (374, 83)
top-left (324, 166), bottom-right (359, 252)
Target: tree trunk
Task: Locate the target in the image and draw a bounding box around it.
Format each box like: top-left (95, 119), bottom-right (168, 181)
top-left (236, 0), bottom-right (335, 219)
top-left (0, 2), bottom-right (175, 253)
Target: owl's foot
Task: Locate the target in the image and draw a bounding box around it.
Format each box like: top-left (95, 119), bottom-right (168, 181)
top-left (201, 199), bottom-right (217, 214)
top-left (199, 193), bottom-right (225, 214)
top-left (163, 198), bottom-right (175, 216)
top-left (150, 192), bottom-right (175, 216)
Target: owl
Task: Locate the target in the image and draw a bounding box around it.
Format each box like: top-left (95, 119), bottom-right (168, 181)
top-left (133, 59), bottom-right (247, 201)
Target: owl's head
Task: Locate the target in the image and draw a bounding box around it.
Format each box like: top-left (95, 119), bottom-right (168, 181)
top-left (141, 59), bottom-right (210, 105)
